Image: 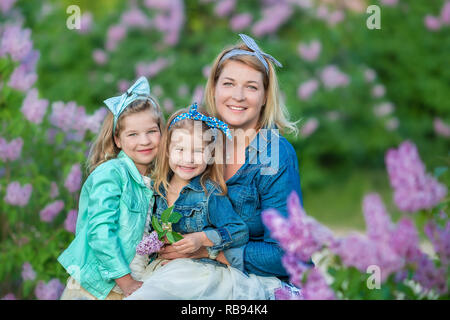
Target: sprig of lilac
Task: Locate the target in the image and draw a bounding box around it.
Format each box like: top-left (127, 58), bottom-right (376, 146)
top-left (136, 231), bottom-right (164, 255)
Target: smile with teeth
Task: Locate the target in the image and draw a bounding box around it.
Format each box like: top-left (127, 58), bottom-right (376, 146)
top-left (178, 165), bottom-right (196, 171)
top-left (228, 105), bottom-right (246, 111)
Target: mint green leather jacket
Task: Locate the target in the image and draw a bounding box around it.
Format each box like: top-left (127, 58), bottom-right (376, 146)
top-left (57, 151), bottom-right (154, 299)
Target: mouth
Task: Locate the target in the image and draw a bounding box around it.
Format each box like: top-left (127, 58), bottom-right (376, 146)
top-left (178, 165), bottom-right (196, 172)
top-left (227, 105), bottom-right (247, 112)
top-left (137, 148), bottom-right (153, 154)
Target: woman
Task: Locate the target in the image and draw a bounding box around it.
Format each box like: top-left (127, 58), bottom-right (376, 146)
top-left (159, 34), bottom-right (309, 296)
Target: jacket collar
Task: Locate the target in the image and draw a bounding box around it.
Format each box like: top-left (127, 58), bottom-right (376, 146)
top-left (117, 151), bottom-right (146, 187)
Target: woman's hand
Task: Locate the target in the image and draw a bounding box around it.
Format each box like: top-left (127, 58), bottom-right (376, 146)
top-left (171, 232), bottom-right (208, 254)
top-left (159, 245), bottom-right (208, 260)
top-left (114, 274), bottom-right (143, 297)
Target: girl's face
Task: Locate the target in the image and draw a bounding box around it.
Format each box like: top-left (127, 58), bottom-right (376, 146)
top-left (114, 111), bottom-right (161, 175)
top-left (168, 128), bottom-right (208, 182)
top-left (214, 60), bottom-right (266, 131)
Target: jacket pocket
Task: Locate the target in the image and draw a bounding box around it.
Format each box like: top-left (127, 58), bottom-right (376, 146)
top-left (237, 185), bottom-right (259, 222)
top-left (175, 203), bottom-right (206, 233)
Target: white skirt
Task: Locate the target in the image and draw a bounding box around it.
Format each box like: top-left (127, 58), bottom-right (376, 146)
top-left (125, 258), bottom-right (282, 300)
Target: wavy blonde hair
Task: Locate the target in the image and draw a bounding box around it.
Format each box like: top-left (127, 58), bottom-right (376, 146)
top-left (86, 97), bottom-right (165, 175)
top-left (152, 106), bottom-right (227, 198)
top-left (204, 42), bottom-right (299, 135)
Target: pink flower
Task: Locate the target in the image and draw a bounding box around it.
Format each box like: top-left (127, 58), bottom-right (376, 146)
top-left (35, 279), bottom-right (64, 300)
top-left (363, 193), bottom-right (393, 242)
top-left (0, 137), bottom-right (23, 161)
top-left (136, 58), bottom-right (170, 78)
top-left (118, 79), bottom-right (131, 92)
top-left (320, 65), bottom-right (350, 90)
top-left (371, 84), bottom-right (385, 98)
top-left (39, 200), bottom-right (64, 222)
top-left (433, 117), bottom-right (450, 138)
top-left (92, 49), bottom-right (107, 65)
top-left (106, 24), bottom-right (127, 51)
top-left (389, 218), bottom-right (421, 262)
top-left (1, 293), bottom-right (16, 300)
top-left (298, 40), bottom-right (321, 62)
top-left (385, 117), bottom-right (399, 131)
top-left (64, 164), bottom-right (82, 193)
top-left (297, 79), bottom-right (319, 100)
top-left (84, 107), bottom-right (107, 134)
top-left (50, 182), bottom-right (59, 199)
top-left (380, 0), bottom-right (398, 6)
top-left (8, 64), bottom-right (37, 92)
top-left (214, 0), bottom-right (236, 17)
top-left (4, 182), bottom-right (32, 207)
top-left (441, 1), bottom-right (450, 25)
top-left (191, 85), bottom-right (204, 104)
top-left (364, 68), bottom-right (376, 82)
top-left (163, 98), bottom-right (175, 113)
top-left (281, 253), bottom-right (312, 288)
top-left (230, 13), bottom-right (253, 31)
top-left (300, 118), bottom-right (319, 137)
top-left (0, 24), bottom-right (33, 62)
top-left (385, 141), bottom-right (447, 212)
top-left (77, 12), bottom-right (93, 34)
top-left (148, 0), bottom-right (185, 46)
top-left (136, 231), bottom-right (164, 255)
top-left (64, 209), bottom-right (78, 233)
top-left (0, 0), bottom-right (16, 13)
top-left (424, 221), bottom-right (450, 268)
top-left (424, 15), bottom-right (441, 31)
top-left (49, 101), bottom-right (87, 137)
top-left (373, 102), bottom-right (394, 117)
top-left (21, 88), bottom-right (49, 124)
top-left (252, 3), bottom-right (293, 36)
top-left (302, 269), bottom-right (335, 300)
top-left (412, 253), bottom-right (448, 294)
top-left (120, 7), bottom-right (150, 28)
top-left (21, 262), bottom-right (36, 281)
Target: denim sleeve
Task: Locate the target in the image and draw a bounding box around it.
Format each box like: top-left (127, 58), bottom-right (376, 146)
top-left (223, 246), bottom-right (245, 272)
top-left (242, 150), bottom-right (306, 277)
top-left (206, 192), bottom-right (249, 251)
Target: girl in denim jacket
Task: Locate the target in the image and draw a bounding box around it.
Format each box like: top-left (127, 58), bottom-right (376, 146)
top-left (57, 77), bottom-right (165, 300)
top-left (125, 103), bottom-right (282, 299)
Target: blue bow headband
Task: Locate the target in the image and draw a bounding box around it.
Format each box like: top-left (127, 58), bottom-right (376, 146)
top-left (219, 34), bottom-right (282, 74)
top-left (169, 103), bottom-right (232, 140)
top-left (103, 76), bottom-right (154, 134)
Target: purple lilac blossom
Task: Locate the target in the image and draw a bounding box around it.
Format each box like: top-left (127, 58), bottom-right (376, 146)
top-left (0, 24), bottom-right (33, 62)
top-left (3, 181), bottom-right (32, 207)
top-left (214, 0), bottom-right (236, 17)
top-left (320, 65), bottom-right (350, 90)
top-left (302, 268), bottom-right (335, 300)
top-left (50, 182), bottom-right (59, 199)
top-left (64, 164), bottom-right (82, 193)
top-left (424, 221), bottom-right (450, 268)
top-left (21, 262), bottom-right (36, 281)
top-left (363, 193), bottom-right (393, 242)
top-left (121, 7), bottom-right (151, 28)
top-left (21, 88), bottom-right (49, 124)
top-left (39, 200), bottom-right (64, 222)
top-left (230, 13), bottom-right (252, 31)
top-left (252, 3), bottom-right (293, 36)
top-left (433, 118), bottom-right (450, 138)
top-left (0, 137), bottom-right (23, 161)
top-left (385, 141), bottom-right (447, 212)
top-left (297, 79), bottom-right (319, 100)
top-left (298, 40), bottom-right (321, 62)
top-left (300, 118), bottom-right (319, 137)
top-left (34, 279), bottom-right (64, 300)
top-left (64, 209), bottom-right (78, 233)
top-left (136, 231), bottom-right (164, 255)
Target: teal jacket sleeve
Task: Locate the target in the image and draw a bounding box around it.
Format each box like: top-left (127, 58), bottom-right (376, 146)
top-left (85, 165), bottom-right (131, 281)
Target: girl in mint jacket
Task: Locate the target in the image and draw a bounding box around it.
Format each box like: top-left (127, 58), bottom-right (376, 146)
top-left (57, 77), bottom-right (165, 300)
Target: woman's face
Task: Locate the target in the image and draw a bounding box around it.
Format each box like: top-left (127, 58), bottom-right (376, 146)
top-left (214, 60), bottom-right (266, 131)
top-left (114, 111), bottom-right (161, 175)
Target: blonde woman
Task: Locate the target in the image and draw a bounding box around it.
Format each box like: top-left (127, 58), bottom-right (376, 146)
top-left (160, 34), bottom-right (309, 298)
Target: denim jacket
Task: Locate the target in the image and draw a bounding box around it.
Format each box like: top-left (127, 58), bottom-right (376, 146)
top-left (153, 174), bottom-right (249, 271)
top-left (222, 127), bottom-right (306, 279)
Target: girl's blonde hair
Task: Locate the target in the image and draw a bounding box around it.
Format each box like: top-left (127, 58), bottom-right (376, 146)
top-left (204, 42), bottom-right (299, 135)
top-left (153, 106), bottom-right (227, 198)
top-left (87, 97), bottom-right (165, 175)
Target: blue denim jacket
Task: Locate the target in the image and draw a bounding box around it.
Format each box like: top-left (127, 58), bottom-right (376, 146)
top-left (222, 128), bottom-right (306, 279)
top-left (153, 175), bottom-right (249, 271)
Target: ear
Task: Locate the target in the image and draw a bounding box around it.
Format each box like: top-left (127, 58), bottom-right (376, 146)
top-left (114, 135), bottom-right (121, 149)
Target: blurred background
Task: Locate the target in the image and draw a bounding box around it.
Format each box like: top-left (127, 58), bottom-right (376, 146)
top-left (0, 0), bottom-right (448, 299)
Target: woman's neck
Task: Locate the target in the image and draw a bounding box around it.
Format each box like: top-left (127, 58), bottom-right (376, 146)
top-left (166, 174), bottom-right (189, 207)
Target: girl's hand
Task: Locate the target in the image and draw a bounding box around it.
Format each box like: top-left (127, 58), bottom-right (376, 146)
top-left (159, 246), bottom-right (208, 260)
top-left (171, 232), bottom-right (207, 254)
top-left (114, 274), bottom-right (143, 297)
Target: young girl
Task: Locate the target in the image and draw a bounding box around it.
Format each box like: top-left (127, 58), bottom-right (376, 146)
top-left (57, 77), bottom-right (164, 300)
top-left (125, 103), bottom-right (282, 300)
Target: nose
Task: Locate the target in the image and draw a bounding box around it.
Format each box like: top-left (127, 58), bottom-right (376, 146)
top-left (183, 150), bottom-right (194, 164)
top-left (138, 133), bottom-right (151, 145)
top-left (231, 85), bottom-right (245, 101)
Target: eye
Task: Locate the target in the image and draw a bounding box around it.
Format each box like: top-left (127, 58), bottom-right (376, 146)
top-left (248, 85), bottom-right (258, 90)
top-left (147, 130), bottom-right (158, 134)
top-left (223, 82), bottom-right (233, 87)
top-left (128, 133), bottom-right (137, 137)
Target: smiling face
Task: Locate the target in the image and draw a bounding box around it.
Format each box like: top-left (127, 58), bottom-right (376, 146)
top-left (214, 60), bottom-right (266, 131)
top-left (168, 128), bottom-right (208, 183)
top-left (114, 111), bottom-right (161, 175)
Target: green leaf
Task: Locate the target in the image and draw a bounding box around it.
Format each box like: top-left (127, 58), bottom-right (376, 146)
top-left (152, 215), bottom-right (163, 234)
top-left (161, 206), bottom-right (173, 223)
top-left (171, 231), bottom-right (183, 242)
top-left (158, 230), bottom-right (167, 241)
top-left (166, 231), bottom-right (176, 244)
top-left (168, 210), bottom-right (182, 224)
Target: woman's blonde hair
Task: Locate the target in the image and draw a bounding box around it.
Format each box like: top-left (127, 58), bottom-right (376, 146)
top-left (86, 97), bottom-right (165, 175)
top-left (204, 41), bottom-right (299, 135)
top-left (153, 106), bottom-right (227, 198)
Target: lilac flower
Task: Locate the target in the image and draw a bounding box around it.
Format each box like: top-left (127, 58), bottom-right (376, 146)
top-left (1, 293), bottom-right (16, 300)
top-left (77, 12), bottom-right (93, 34)
top-left (424, 15), bottom-right (441, 31)
top-left (8, 64), bottom-right (37, 92)
top-left (298, 40), bottom-right (321, 62)
top-left (315, 6), bottom-right (345, 26)
top-left (135, 58), bottom-right (170, 78)
top-left (4, 182), bottom-right (32, 207)
top-left (385, 141), bottom-right (447, 212)
top-left (371, 84), bottom-right (386, 98)
top-left (21, 262), bottom-right (36, 281)
top-left (380, 0), bottom-right (398, 6)
top-left (64, 164), bottom-right (82, 193)
top-left (252, 3), bottom-right (293, 37)
top-left (191, 85), bottom-right (204, 104)
top-left (39, 200), bottom-right (64, 222)
top-left (0, 24), bottom-right (33, 62)
top-left (92, 49), bottom-right (107, 65)
top-left (163, 98), bottom-right (175, 113)
top-left (281, 253), bottom-right (311, 288)
top-left (136, 231), bottom-right (164, 255)
top-left (177, 84), bottom-right (189, 98)
top-left (302, 268), bottom-right (335, 300)
top-left (320, 65), bottom-right (350, 90)
top-left (214, 0), bottom-right (236, 17)
top-left (0, 137), bottom-right (23, 161)
top-left (50, 182), bottom-right (59, 199)
top-left (121, 7), bottom-right (151, 29)
top-left (106, 24), bottom-right (127, 51)
top-left (364, 68), bottom-right (376, 82)
top-left (433, 117), bottom-right (450, 138)
top-left (274, 287), bottom-right (302, 300)
top-left (64, 209), bottom-right (78, 233)
top-left (389, 218), bottom-right (421, 262)
top-left (332, 234), bottom-right (379, 273)
top-left (118, 79), bottom-right (131, 92)
top-left (35, 278), bottom-right (64, 300)
top-left (297, 79), bottom-right (319, 100)
top-left (424, 221), bottom-right (450, 268)
top-left (149, 0), bottom-right (185, 46)
top-left (84, 107), bottom-right (107, 134)
top-left (230, 13), bottom-right (253, 31)
top-left (373, 102), bottom-right (394, 117)
top-left (441, 1), bottom-right (450, 25)
top-left (202, 65), bottom-right (211, 78)
top-left (385, 117), bottom-right (399, 131)
top-left (21, 88), bottom-right (49, 124)
top-left (363, 193), bottom-right (393, 242)
top-left (412, 253), bottom-right (448, 295)
top-left (300, 118), bottom-right (319, 137)
top-left (49, 101), bottom-right (87, 137)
